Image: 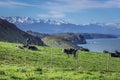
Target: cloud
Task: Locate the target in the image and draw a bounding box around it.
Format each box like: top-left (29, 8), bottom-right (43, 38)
top-left (38, 0), bottom-right (120, 19)
top-left (105, 0), bottom-right (120, 8)
top-left (0, 1), bottom-right (37, 8)
top-left (43, 0), bottom-right (120, 13)
top-left (49, 11), bottom-right (65, 18)
top-left (38, 11), bottom-right (65, 19)
top-left (1, 0), bottom-right (120, 20)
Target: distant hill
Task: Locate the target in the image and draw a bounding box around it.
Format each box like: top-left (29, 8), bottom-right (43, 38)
top-left (80, 33), bottom-right (118, 39)
top-left (0, 18), bottom-right (44, 45)
top-left (42, 33), bottom-right (86, 48)
top-left (27, 31), bottom-right (118, 39)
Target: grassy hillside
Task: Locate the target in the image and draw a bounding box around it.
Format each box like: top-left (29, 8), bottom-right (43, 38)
top-left (42, 36), bottom-right (77, 48)
top-left (0, 41), bottom-right (120, 80)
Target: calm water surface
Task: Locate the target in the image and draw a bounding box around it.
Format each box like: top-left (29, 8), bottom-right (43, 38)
top-left (79, 38), bottom-right (120, 53)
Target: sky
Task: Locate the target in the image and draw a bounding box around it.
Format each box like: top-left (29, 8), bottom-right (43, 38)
top-left (0, 0), bottom-right (120, 24)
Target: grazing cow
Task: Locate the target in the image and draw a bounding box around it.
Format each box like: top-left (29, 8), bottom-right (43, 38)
top-left (110, 53), bottom-right (120, 57)
top-left (102, 50), bottom-right (120, 58)
top-left (79, 47), bottom-right (89, 52)
top-left (105, 50), bottom-right (120, 58)
top-left (110, 50), bottom-right (120, 57)
top-left (63, 48), bottom-right (78, 58)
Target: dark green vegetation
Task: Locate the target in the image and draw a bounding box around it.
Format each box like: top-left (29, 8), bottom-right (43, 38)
top-left (0, 41), bottom-right (120, 80)
top-left (0, 18), bottom-right (44, 46)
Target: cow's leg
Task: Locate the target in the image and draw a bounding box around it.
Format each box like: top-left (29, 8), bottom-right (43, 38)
top-left (73, 53), bottom-right (76, 58)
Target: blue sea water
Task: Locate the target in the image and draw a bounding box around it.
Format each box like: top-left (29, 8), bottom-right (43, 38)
top-left (79, 38), bottom-right (120, 53)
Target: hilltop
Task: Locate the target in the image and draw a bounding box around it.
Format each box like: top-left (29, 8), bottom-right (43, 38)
top-left (0, 18), bottom-right (44, 45)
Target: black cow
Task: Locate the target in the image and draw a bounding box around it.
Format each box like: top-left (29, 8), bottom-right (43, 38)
top-left (110, 53), bottom-right (120, 57)
top-left (63, 48), bottom-right (78, 58)
top-left (110, 50), bottom-right (120, 57)
top-left (105, 50), bottom-right (120, 58)
top-left (102, 50), bottom-right (120, 58)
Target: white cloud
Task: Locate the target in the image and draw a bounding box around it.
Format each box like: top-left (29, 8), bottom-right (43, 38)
top-left (49, 11), bottom-right (65, 18)
top-left (38, 11), bottom-right (65, 19)
top-left (38, 0), bottom-right (120, 20)
top-left (1, 0), bottom-right (120, 20)
top-left (0, 1), bottom-right (37, 8)
top-left (43, 0), bottom-right (120, 13)
top-left (105, 0), bottom-right (120, 8)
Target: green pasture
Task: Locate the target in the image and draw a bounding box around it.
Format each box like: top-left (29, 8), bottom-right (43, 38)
top-left (0, 42), bottom-right (120, 80)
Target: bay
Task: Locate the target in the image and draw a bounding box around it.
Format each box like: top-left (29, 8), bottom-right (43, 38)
top-left (78, 38), bottom-right (120, 53)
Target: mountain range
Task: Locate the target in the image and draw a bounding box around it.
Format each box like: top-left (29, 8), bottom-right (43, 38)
top-left (1, 16), bottom-right (120, 35)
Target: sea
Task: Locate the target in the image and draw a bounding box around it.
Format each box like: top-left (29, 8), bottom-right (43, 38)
top-left (78, 38), bottom-right (120, 53)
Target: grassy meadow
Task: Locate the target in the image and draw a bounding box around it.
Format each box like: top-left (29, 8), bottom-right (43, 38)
top-left (0, 41), bottom-right (120, 80)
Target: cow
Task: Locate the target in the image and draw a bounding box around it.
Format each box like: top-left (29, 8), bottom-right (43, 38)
top-left (110, 53), bottom-right (120, 57)
top-left (110, 50), bottom-right (120, 57)
top-left (63, 48), bottom-right (78, 58)
top-left (104, 50), bottom-right (120, 58)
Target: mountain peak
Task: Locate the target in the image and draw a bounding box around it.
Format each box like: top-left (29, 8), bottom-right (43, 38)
top-left (0, 16), bottom-right (67, 25)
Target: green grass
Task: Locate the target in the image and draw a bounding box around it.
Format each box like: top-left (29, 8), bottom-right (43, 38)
top-left (42, 36), bottom-right (76, 48)
top-left (0, 41), bottom-right (120, 80)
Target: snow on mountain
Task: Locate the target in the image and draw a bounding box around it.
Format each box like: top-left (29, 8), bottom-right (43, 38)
top-left (0, 16), bottom-right (66, 25)
top-left (0, 16), bottom-right (120, 35)
top-left (0, 16), bottom-right (37, 24)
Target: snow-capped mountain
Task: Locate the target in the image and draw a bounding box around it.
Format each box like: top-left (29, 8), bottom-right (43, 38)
top-left (0, 16), bottom-right (66, 25)
top-left (1, 16), bottom-right (120, 35)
